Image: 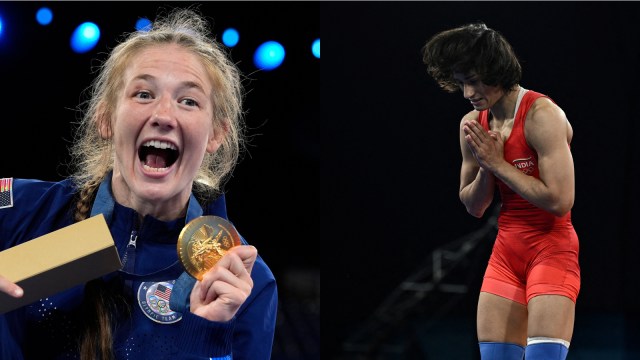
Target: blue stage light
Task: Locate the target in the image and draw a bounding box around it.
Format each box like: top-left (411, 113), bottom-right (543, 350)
top-left (253, 41), bottom-right (285, 71)
top-left (0, 17), bottom-right (3, 37)
top-left (312, 38), bottom-right (320, 59)
top-left (70, 22), bottom-right (100, 54)
top-left (136, 18), bottom-right (152, 32)
top-left (222, 28), bottom-right (239, 47)
top-left (36, 7), bottom-right (53, 26)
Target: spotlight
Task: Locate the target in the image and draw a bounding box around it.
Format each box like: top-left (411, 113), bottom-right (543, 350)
top-left (70, 22), bottom-right (100, 54)
top-left (36, 7), bottom-right (53, 26)
top-left (253, 41), bottom-right (285, 71)
top-left (222, 28), bottom-right (239, 48)
top-left (136, 18), bottom-right (152, 32)
top-left (312, 38), bottom-right (320, 59)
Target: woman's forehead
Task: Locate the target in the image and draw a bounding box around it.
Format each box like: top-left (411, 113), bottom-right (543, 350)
top-left (125, 45), bottom-right (211, 86)
top-left (452, 71), bottom-right (478, 80)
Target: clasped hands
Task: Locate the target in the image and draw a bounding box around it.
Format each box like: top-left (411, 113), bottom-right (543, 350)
top-left (463, 120), bottom-right (505, 172)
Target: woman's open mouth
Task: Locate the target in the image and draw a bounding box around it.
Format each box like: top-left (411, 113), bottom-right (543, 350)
top-left (138, 140), bottom-right (179, 172)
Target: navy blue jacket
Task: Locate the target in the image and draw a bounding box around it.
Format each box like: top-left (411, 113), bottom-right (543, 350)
top-left (0, 177), bottom-right (277, 359)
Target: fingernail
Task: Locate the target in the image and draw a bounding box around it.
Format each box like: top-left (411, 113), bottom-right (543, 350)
top-left (14, 288), bottom-right (23, 297)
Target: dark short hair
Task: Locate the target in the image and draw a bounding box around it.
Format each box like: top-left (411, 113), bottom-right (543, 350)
top-left (422, 22), bottom-right (522, 92)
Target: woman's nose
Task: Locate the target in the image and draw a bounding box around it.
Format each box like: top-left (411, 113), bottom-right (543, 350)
top-left (152, 97), bottom-right (176, 129)
top-left (463, 84), bottom-right (474, 99)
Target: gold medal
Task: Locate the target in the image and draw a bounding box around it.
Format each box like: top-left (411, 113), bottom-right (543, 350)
top-left (177, 216), bottom-right (242, 280)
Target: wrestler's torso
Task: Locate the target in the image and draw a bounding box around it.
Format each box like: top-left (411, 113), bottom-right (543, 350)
top-left (478, 89), bottom-right (573, 229)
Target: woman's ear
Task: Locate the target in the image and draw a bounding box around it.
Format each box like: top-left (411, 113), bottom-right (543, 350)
top-left (96, 101), bottom-right (112, 139)
top-left (206, 119), bottom-right (229, 153)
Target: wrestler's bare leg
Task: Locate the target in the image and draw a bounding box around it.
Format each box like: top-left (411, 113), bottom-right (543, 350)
top-left (527, 295), bottom-right (575, 342)
top-left (477, 291), bottom-right (528, 346)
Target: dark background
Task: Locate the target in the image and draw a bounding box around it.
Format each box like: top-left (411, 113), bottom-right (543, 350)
top-left (322, 2), bottom-right (640, 359)
top-left (0, 2), bottom-right (319, 359)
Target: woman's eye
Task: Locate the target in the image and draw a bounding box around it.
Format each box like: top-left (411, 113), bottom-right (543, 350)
top-left (136, 91), bottom-right (152, 99)
top-left (181, 98), bottom-right (198, 107)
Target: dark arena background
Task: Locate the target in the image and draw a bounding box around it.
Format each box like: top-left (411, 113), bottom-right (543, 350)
top-left (322, 2), bottom-right (640, 360)
top-left (6, 1), bottom-right (640, 359)
top-left (0, 2), bottom-right (318, 359)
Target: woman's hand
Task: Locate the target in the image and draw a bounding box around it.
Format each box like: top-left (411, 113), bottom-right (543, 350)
top-left (0, 275), bottom-right (23, 298)
top-left (189, 245), bottom-right (257, 322)
top-left (462, 120), bottom-right (505, 172)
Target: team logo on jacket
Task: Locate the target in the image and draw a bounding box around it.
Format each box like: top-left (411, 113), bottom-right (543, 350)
top-left (512, 157), bottom-right (535, 175)
top-left (137, 280), bottom-right (182, 324)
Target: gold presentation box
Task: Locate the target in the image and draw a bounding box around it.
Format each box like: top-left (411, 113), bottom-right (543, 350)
top-left (0, 214), bottom-right (121, 314)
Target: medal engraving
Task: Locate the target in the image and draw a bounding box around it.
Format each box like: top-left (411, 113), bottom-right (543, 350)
top-left (177, 216), bottom-right (241, 280)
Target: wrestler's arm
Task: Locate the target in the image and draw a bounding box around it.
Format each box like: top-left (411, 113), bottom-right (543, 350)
top-left (459, 111), bottom-right (496, 218)
top-left (467, 98), bottom-right (575, 217)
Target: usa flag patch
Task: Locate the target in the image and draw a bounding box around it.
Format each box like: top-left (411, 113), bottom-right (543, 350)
top-left (137, 280), bottom-right (182, 324)
top-left (0, 178), bottom-right (13, 209)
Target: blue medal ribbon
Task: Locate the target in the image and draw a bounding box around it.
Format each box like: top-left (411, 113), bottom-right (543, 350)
top-left (90, 171), bottom-right (201, 311)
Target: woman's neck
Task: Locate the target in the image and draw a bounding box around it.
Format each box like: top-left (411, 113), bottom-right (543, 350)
top-left (489, 85), bottom-right (521, 122)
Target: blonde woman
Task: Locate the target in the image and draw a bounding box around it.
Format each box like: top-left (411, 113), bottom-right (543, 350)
top-left (0, 8), bottom-right (277, 359)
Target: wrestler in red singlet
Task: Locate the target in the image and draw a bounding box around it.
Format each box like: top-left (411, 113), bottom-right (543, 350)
top-left (478, 89), bottom-right (580, 305)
